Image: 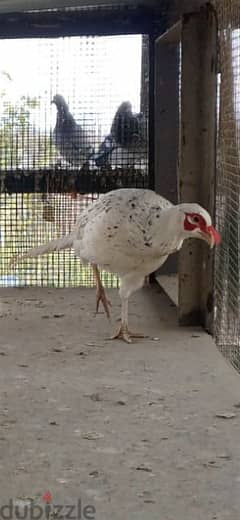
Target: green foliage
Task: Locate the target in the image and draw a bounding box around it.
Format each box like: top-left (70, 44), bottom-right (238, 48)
top-left (0, 74), bottom-right (54, 169)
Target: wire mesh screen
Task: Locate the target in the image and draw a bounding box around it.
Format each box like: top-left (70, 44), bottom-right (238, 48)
top-left (0, 34), bottom-right (149, 287)
top-left (214, 0), bottom-right (240, 369)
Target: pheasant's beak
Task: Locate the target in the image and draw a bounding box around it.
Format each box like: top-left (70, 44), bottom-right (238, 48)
top-left (200, 225), bottom-right (221, 248)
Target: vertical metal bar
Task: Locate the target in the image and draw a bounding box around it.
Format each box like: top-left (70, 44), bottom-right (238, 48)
top-left (178, 5), bottom-right (217, 329)
top-left (140, 35), bottom-right (149, 116)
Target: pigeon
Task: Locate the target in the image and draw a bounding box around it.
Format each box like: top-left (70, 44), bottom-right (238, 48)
top-left (111, 101), bottom-right (146, 148)
top-left (93, 135), bottom-right (115, 168)
top-left (93, 101), bottom-right (147, 169)
top-left (52, 94), bottom-right (93, 168)
top-left (10, 188), bottom-right (221, 343)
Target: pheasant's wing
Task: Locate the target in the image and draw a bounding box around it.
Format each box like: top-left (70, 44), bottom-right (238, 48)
top-left (73, 189), bottom-right (173, 271)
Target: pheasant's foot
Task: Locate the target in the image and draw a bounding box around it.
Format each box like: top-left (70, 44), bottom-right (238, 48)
top-left (110, 323), bottom-right (147, 343)
top-left (96, 285), bottom-right (111, 320)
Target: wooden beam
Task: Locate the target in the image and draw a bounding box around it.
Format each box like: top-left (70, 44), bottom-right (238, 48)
top-left (178, 5), bottom-right (217, 330)
top-left (0, 168), bottom-right (148, 194)
top-left (0, 5), bottom-right (164, 38)
top-left (0, 0), bottom-right (161, 11)
top-left (155, 21), bottom-right (181, 45)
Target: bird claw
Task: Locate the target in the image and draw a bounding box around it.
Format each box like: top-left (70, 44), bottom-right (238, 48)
top-left (110, 324), bottom-right (147, 344)
top-left (96, 286), bottom-right (111, 320)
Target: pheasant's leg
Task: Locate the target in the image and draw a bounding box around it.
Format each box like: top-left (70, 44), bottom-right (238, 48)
top-left (111, 297), bottom-right (132, 343)
top-left (111, 298), bottom-right (146, 343)
top-left (92, 264), bottom-right (111, 320)
top-left (111, 274), bottom-right (146, 343)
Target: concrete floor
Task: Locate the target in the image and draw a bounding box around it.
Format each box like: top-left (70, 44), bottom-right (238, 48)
top-left (0, 284), bottom-right (240, 520)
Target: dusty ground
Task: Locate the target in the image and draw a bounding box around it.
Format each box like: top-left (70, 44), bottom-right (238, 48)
top-left (1, 284), bottom-right (240, 520)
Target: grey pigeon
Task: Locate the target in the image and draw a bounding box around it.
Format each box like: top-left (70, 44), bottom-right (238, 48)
top-left (111, 101), bottom-right (146, 148)
top-left (93, 101), bottom-right (147, 169)
top-left (52, 94), bottom-right (93, 168)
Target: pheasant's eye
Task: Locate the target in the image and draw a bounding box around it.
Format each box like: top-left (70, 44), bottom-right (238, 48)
top-left (186, 214), bottom-right (202, 226)
top-left (192, 215), bottom-right (200, 224)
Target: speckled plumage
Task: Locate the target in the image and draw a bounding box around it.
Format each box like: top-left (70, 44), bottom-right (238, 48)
top-left (73, 189), bottom-right (175, 275)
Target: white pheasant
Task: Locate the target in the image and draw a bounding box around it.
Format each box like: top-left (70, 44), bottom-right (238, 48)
top-left (10, 188), bottom-right (221, 343)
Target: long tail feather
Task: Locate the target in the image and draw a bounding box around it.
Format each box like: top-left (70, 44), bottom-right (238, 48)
top-left (9, 234), bottom-right (73, 267)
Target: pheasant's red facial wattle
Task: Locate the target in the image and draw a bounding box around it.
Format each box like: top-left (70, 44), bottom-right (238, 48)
top-left (206, 225), bottom-right (221, 245)
top-left (184, 213), bottom-right (221, 247)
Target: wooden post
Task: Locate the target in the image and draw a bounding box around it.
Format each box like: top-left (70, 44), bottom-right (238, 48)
top-left (154, 24), bottom-right (180, 273)
top-left (178, 5), bottom-right (217, 331)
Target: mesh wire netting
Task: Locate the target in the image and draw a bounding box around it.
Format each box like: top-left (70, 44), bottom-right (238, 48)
top-left (0, 34), bottom-right (149, 288)
top-left (0, 192), bottom-right (120, 288)
top-left (214, 0), bottom-right (240, 369)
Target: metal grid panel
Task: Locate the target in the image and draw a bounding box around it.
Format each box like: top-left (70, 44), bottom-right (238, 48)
top-left (0, 34), bottom-right (149, 287)
top-left (214, 0), bottom-right (240, 369)
top-left (0, 192), bottom-right (120, 288)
